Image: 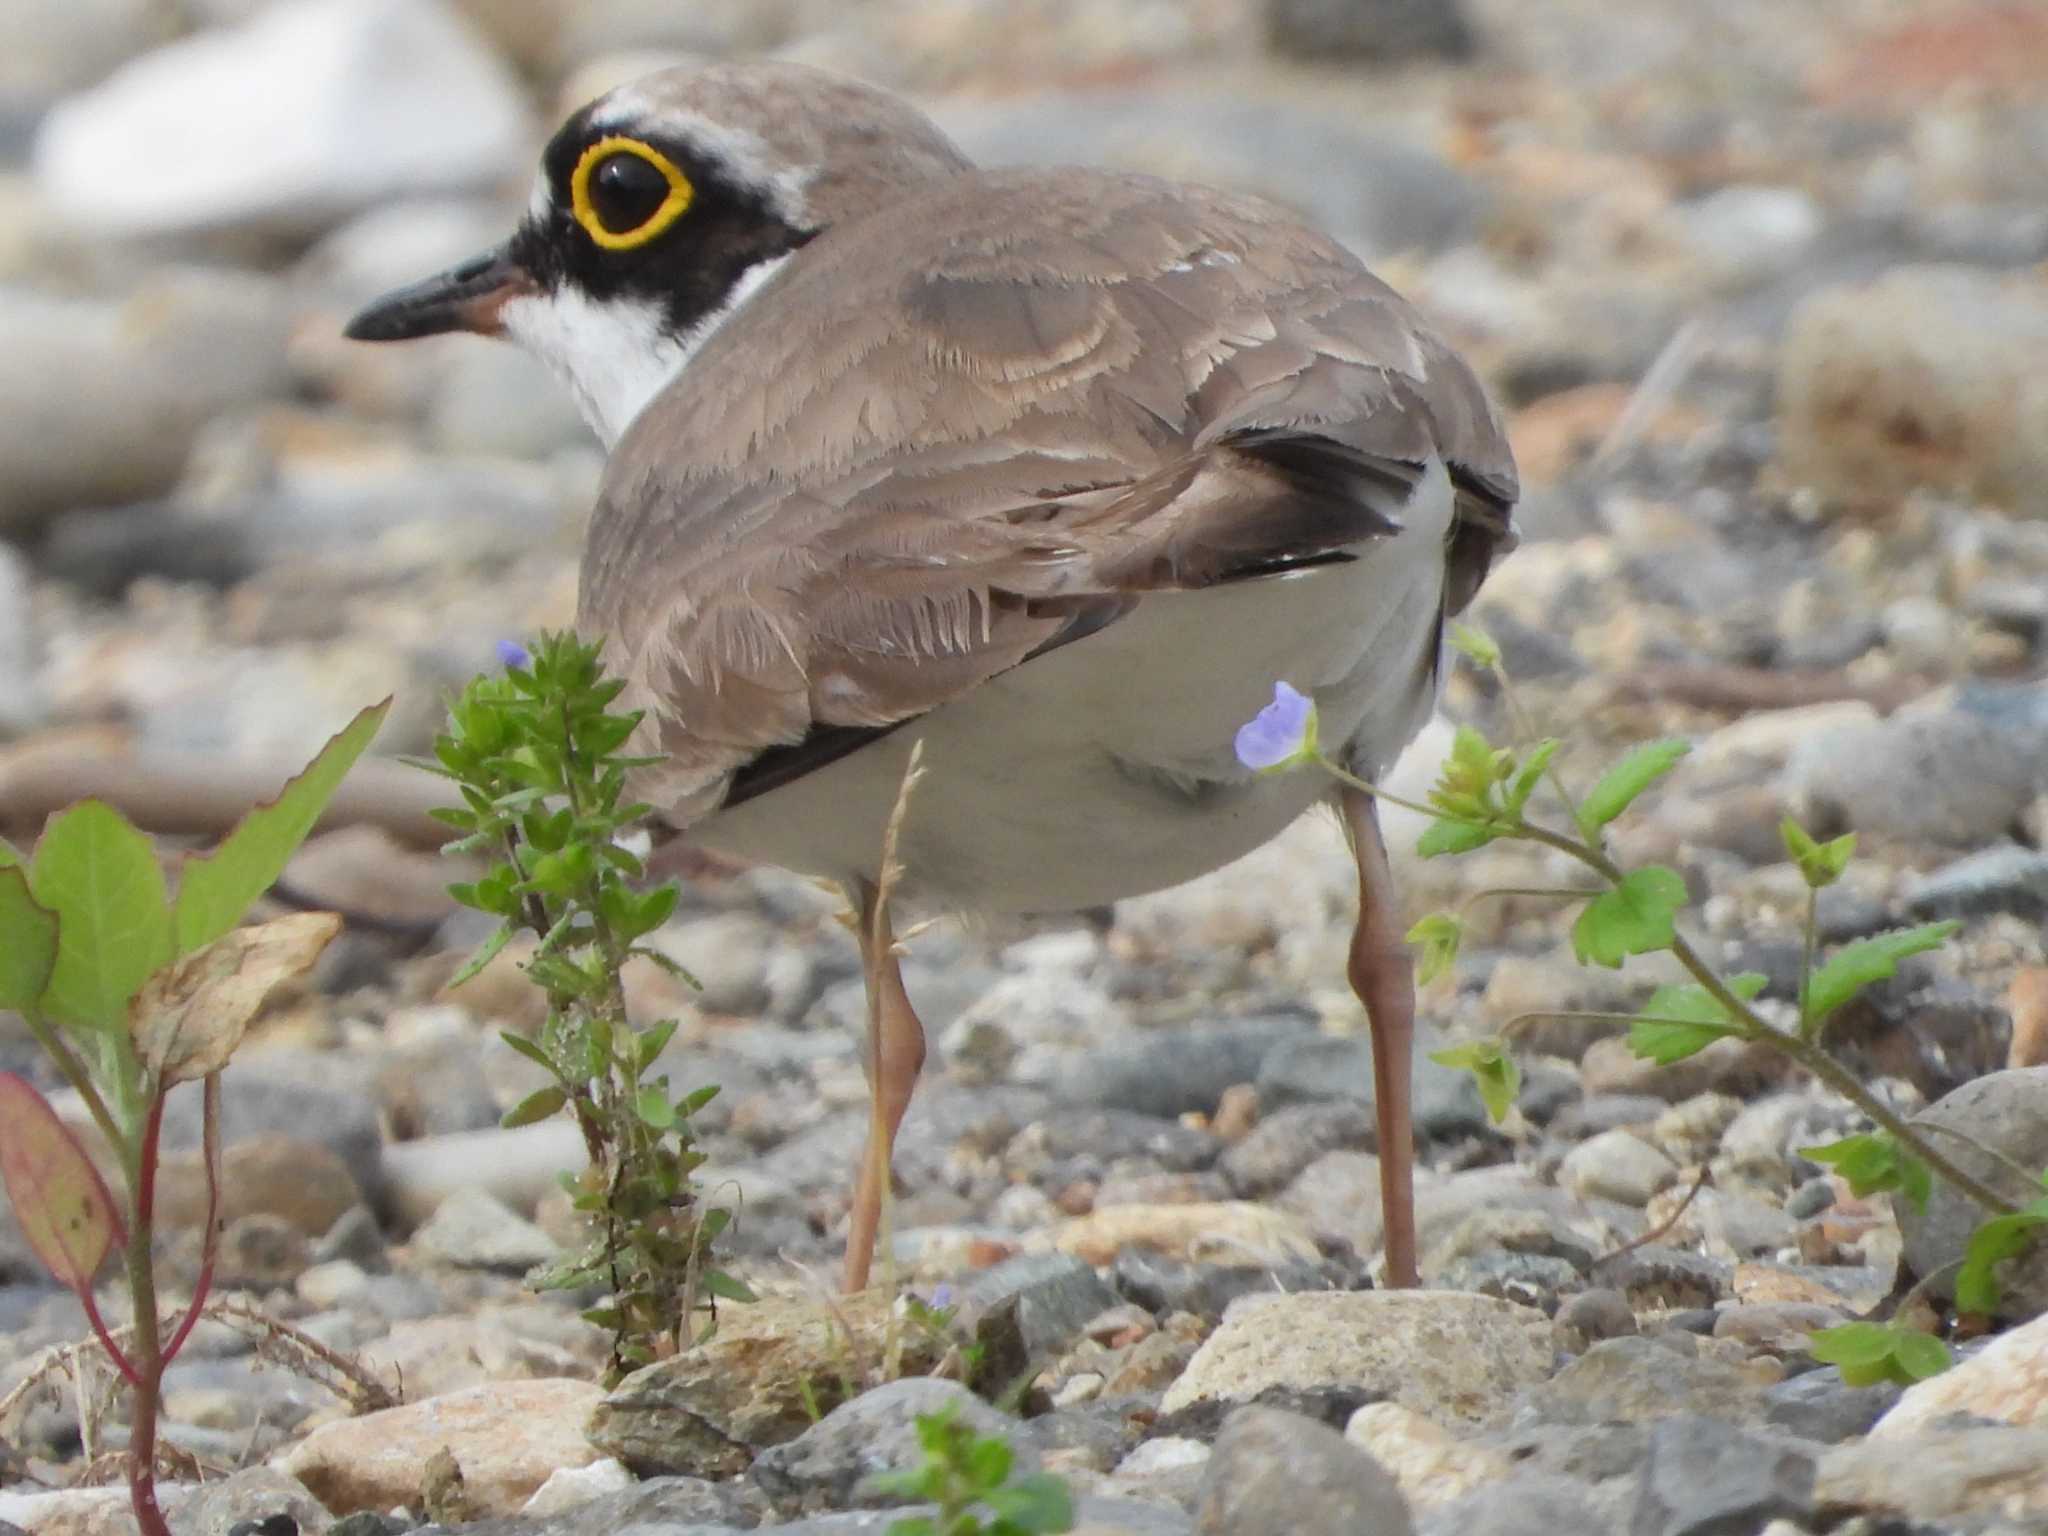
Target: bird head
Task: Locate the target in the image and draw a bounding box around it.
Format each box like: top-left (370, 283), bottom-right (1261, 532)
top-left (345, 62), bottom-right (969, 443)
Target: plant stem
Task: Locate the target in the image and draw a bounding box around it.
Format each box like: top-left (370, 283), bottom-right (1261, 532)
top-left (1502, 816), bottom-right (2024, 1219)
top-left (124, 1093), bottom-right (172, 1536)
top-left (1798, 888), bottom-right (1819, 1039)
top-left (159, 1076), bottom-right (222, 1367)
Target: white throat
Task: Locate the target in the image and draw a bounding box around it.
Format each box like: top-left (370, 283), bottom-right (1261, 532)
top-left (498, 253), bottom-right (792, 446)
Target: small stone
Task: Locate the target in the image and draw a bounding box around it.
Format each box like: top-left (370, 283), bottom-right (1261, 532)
top-left (1814, 1426), bottom-right (2048, 1521)
top-left (1265, 0), bottom-right (1474, 63)
top-left (1256, 1032), bottom-right (1486, 1140)
top-left (1763, 1369), bottom-right (1902, 1444)
top-left (1904, 845), bottom-right (2048, 922)
top-left (0, 275), bottom-right (293, 538)
top-left (1045, 1202), bottom-right (1320, 1268)
top-left (1896, 1067), bottom-right (2048, 1320)
top-left (1629, 1416), bottom-right (1816, 1536)
top-left (1060, 1018), bottom-right (1313, 1120)
top-left (1778, 264), bottom-right (2048, 519)
top-left (1162, 1291), bottom-right (1553, 1427)
top-left (1220, 1102), bottom-right (1372, 1196)
top-left (1599, 1245), bottom-right (1732, 1312)
top-left (1413, 1471), bottom-right (1610, 1536)
top-left (1874, 1309), bottom-right (2048, 1435)
top-left (281, 1378), bottom-right (604, 1516)
top-left (1678, 185), bottom-right (1823, 292)
top-left (156, 1134), bottom-right (364, 1238)
top-left (587, 1290), bottom-right (947, 1477)
top-left (311, 1205), bottom-right (390, 1272)
top-left (1511, 1336), bottom-right (1767, 1428)
top-left (1345, 1403), bottom-right (1511, 1511)
top-left (1558, 1130), bottom-right (1678, 1207)
top-left (1785, 706), bottom-right (2040, 847)
top-left (953, 1252), bottom-right (1122, 1391)
top-left (411, 1187), bottom-right (560, 1273)
top-left (214, 1214), bottom-right (311, 1290)
top-left (1277, 1149), bottom-right (1387, 1260)
top-left (33, 0), bottom-right (530, 239)
top-left (1110, 1250), bottom-right (1333, 1321)
top-left (751, 1378), bottom-right (1034, 1514)
top-left (1196, 1405), bottom-right (1413, 1536)
top-left (1555, 1289), bottom-right (1638, 1347)
top-left (1712, 1303), bottom-right (1846, 1353)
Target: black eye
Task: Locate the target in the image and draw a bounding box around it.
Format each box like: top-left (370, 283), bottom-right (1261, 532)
top-left (587, 152), bottom-right (672, 236)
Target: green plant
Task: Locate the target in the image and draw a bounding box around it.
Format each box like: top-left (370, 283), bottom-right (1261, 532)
top-left (872, 1406), bottom-right (1075, 1536)
top-left (423, 632), bottom-right (746, 1380)
top-left (0, 705), bottom-right (386, 1536)
top-left (1235, 624), bottom-right (2047, 1371)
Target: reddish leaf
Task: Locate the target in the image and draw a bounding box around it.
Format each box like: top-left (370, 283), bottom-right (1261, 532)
top-left (0, 1072), bottom-right (123, 1289)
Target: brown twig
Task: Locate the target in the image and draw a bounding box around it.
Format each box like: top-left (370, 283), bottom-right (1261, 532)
top-left (0, 735), bottom-right (450, 849)
top-left (1593, 1163), bottom-right (1713, 1268)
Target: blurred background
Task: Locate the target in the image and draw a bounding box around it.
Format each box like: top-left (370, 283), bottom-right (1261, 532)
top-left (2, 0), bottom-right (2048, 1491)
top-left (2, 0), bottom-right (2045, 786)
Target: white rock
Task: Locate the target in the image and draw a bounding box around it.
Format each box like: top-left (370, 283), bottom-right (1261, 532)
top-left (1678, 185), bottom-right (1823, 290)
top-left (0, 271), bottom-right (293, 535)
top-left (1874, 1310), bottom-right (2048, 1436)
top-left (519, 1457), bottom-right (636, 1517)
top-left (0, 546), bottom-right (47, 734)
top-left (34, 0), bottom-right (531, 239)
top-left (1558, 1128), bottom-right (1678, 1207)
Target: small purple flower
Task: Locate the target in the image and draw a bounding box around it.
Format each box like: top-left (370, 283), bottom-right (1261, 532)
top-left (495, 639), bottom-right (533, 670)
top-left (1234, 681), bottom-right (1318, 772)
top-left (928, 1283), bottom-right (954, 1311)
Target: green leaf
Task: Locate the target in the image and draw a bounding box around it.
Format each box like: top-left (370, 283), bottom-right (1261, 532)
top-left (1805, 923), bottom-right (1960, 1026)
top-left (1571, 866), bottom-right (1687, 968)
top-left (1404, 914), bottom-right (1461, 987)
top-left (1503, 739), bottom-right (1561, 817)
top-left (1780, 819), bottom-right (1856, 889)
top-left (1799, 1131), bottom-right (1930, 1211)
top-left (497, 1029), bottom-right (558, 1075)
top-left (1627, 973), bottom-right (1765, 1064)
top-left (701, 1267), bottom-right (758, 1303)
top-left (1429, 1039), bottom-right (1520, 1124)
top-left (634, 1017), bottom-right (680, 1071)
top-left (1415, 816), bottom-right (1498, 858)
top-left (1956, 1198), bottom-right (2048, 1316)
top-left (965, 1433), bottom-right (1013, 1490)
top-left (984, 1474), bottom-right (1075, 1533)
top-left (174, 700), bottom-right (390, 952)
top-left (502, 1084), bottom-right (568, 1127)
top-left (1447, 623), bottom-right (1501, 669)
top-left (635, 1084), bottom-right (676, 1129)
top-left (446, 921), bottom-right (515, 990)
top-left (0, 1071), bottom-right (123, 1290)
top-left (0, 866), bottom-right (59, 1014)
top-left (1809, 1322), bottom-right (1908, 1387)
top-left (30, 800), bottom-right (174, 1031)
top-left (1575, 739), bottom-right (1688, 838)
top-left (1889, 1329), bottom-right (1953, 1381)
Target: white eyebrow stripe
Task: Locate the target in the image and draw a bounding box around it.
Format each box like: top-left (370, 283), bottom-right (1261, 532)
top-left (585, 101), bottom-right (812, 226)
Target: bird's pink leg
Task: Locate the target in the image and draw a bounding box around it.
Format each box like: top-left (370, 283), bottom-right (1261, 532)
top-left (842, 880), bottom-right (927, 1293)
top-left (1337, 785), bottom-right (1420, 1288)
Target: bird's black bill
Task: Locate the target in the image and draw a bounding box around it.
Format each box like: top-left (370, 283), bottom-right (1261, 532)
top-left (343, 245), bottom-right (535, 342)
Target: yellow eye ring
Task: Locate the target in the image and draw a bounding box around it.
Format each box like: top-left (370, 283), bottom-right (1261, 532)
top-left (570, 136), bottom-right (694, 251)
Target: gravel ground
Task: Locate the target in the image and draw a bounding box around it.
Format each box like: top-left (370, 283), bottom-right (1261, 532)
top-left (4, 1), bottom-right (2048, 1533)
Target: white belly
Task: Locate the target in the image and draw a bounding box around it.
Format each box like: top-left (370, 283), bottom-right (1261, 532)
top-left (692, 461), bottom-right (1455, 913)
